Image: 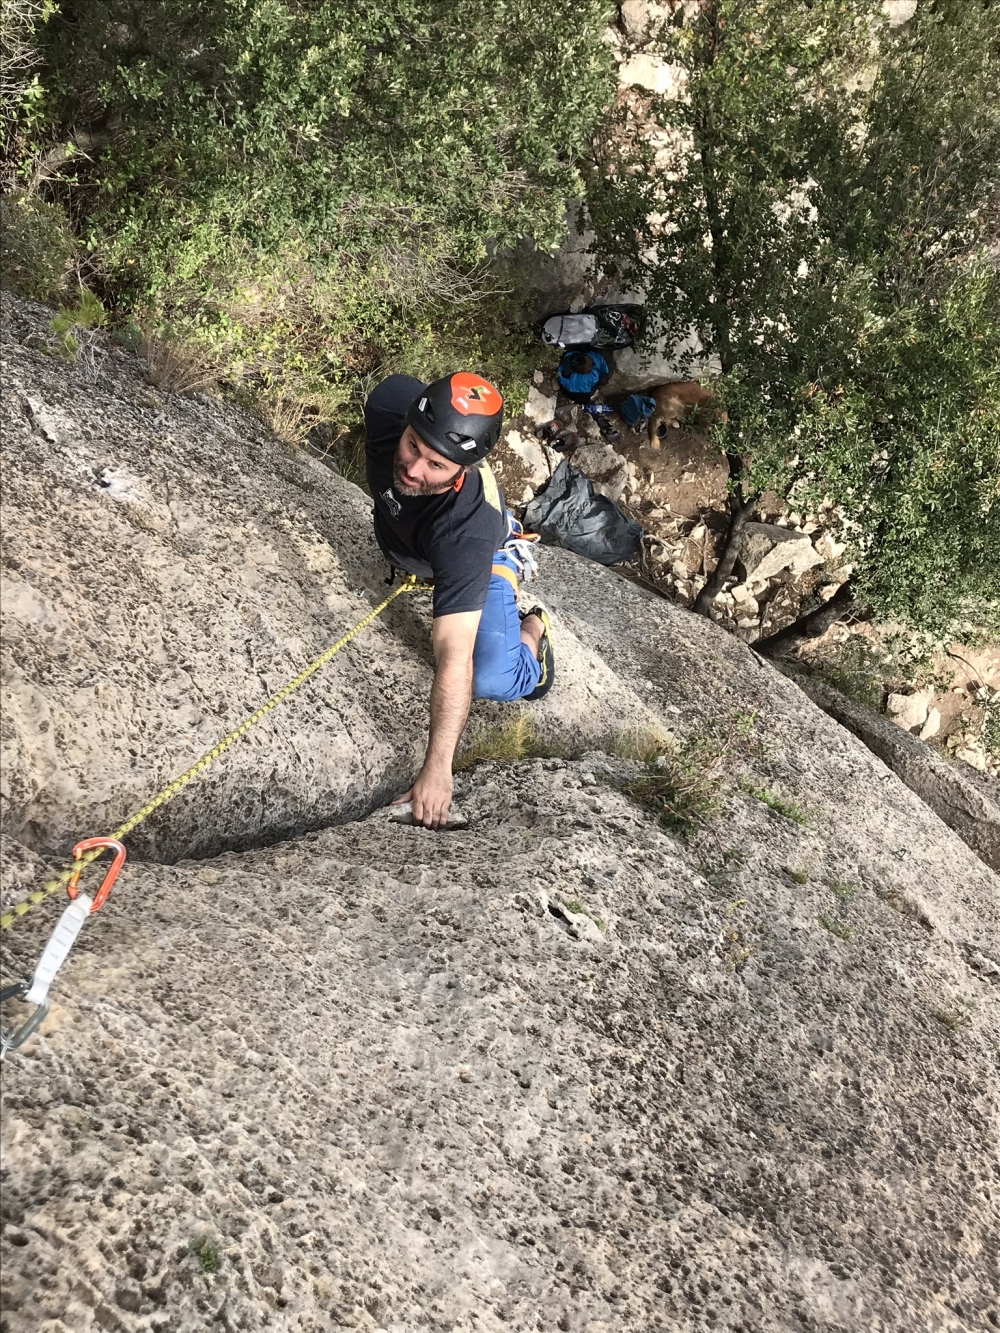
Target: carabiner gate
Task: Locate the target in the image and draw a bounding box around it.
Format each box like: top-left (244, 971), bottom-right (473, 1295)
top-left (67, 837), bottom-right (127, 912)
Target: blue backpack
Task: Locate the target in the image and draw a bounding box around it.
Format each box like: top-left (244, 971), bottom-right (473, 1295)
top-left (557, 350), bottom-right (610, 398)
top-left (618, 393), bottom-right (656, 428)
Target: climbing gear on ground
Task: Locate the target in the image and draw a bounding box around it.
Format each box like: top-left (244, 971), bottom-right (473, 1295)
top-left (618, 393), bottom-right (657, 429)
top-left (406, 372), bottom-right (503, 465)
top-left (0, 575), bottom-right (429, 1055)
top-left (524, 458), bottom-right (642, 567)
top-left (521, 606), bottom-right (555, 701)
top-left (580, 401), bottom-right (620, 441)
top-left (535, 418), bottom-right (564, 443)
top-left (557, 349), bottom-right (610, 401)
top-left (534, 419), bottom-right (578, 452)
top-left (539, 304), bottom-right (645, 350)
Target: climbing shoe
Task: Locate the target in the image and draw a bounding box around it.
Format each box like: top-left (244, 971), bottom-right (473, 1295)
top-left (521, 606), bottom-right (554, 701)
top-left (535, 418), bottom-right (579, 453)
top-left (534, 418), bottom-right (565, 443)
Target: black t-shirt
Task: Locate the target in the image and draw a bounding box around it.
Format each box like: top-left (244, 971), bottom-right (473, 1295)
top-left (364, 374), bottom-right (507, 617)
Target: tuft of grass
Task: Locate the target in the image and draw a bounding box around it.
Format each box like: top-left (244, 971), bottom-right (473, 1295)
top-left (932, 1004), bottom-right (971, 1032)
top-left (610, 725), bottom-right (677, 764)
top-left (558, 899), bottom-right (606, 931)
top-left (739, 778), bottom-right (810, 825)
top-left (141, 327), bottom-right (216, 395)
top-left (818, 914), bottom-right (856, 941)
top-left (626, 734), bottom-right (728, 840)
top-left (193, 1238), bottom-right (219, 1273)
top-left (828, 879), bottom-right (858, 901)
top-left (454, 710), bottom-right (555, 771)
top-left (719, 897), bottom-right (752, 971)
top-left (50, 288), bottom-right (107, 358)
top-left (257, 395), bottom-right (311, 449)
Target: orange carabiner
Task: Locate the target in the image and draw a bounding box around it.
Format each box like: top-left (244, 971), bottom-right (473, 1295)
top-left (66, 838), bottom-right (127, 913)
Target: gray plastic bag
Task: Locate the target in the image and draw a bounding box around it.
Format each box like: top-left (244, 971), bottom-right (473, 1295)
top-left (523, 459), bottom-right (642, 566)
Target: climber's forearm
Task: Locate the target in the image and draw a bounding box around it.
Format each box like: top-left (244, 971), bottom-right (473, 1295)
top-left (424, 648), bottom-right (474, 776)
top-left (405, 611), bottom-right (480, 827)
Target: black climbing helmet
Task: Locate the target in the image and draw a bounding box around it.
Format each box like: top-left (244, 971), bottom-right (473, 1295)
top-left (406, 372), bottom-right (504, 465)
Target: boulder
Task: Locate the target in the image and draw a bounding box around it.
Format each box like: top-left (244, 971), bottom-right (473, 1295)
top-left (501, 428), bottom-right (550, 490)
top-left (570, 437), bottom-right (638, 506)
top-left (740, 521), bottom-right (824, 587)
top-left (884, 0), bottom-right (918, 25)
top-left (522, 383), bottom-right (557, 426)
top-left (886, 687), bottom-right (936, 734)
top-left (919, 706), bottom-right (942, 741)
top-left (813, 528), bottom-right (848, 563)
top-left (617, 55), bottom-right (687, 97)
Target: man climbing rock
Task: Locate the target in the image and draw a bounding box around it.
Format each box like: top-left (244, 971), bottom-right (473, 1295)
top-left (364, 373), bottom-right (554, 828)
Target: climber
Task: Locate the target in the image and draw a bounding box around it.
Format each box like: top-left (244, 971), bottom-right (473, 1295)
top-left (364, 373), bottom-right (554, 829)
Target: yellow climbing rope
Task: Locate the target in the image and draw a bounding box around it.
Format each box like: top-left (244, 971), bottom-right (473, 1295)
top-left (1, 576), bottom-right (424, 931)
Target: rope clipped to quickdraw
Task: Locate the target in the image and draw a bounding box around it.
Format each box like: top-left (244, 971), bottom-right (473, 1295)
top-left (0, 574), bottom-right (427, 1056)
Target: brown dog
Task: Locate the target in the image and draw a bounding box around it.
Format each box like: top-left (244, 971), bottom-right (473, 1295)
top-left (647, 381), bottom-right (723, 447)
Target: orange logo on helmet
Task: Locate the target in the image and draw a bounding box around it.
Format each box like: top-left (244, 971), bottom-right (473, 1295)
top-left (449, 372), bottom-right (502, 417)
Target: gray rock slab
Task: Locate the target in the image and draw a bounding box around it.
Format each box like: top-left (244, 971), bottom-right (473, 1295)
top-left (1, 758), bottom-right (997, 1332)
top-left (783, 666), bottom-right (1000, 872)
top-left (2, 292), bottom-right (998, 1332)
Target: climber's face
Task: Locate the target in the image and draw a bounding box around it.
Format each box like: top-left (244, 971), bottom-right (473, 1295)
top-left (393, 426), bottom-right (464, 496)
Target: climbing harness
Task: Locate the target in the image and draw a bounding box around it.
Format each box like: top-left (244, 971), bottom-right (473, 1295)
top-left (0, 575), bottom-right (426, 1058)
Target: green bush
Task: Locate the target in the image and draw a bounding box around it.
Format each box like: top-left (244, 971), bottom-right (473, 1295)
top-left (0, 190), bottom-right (76, 301)
top-left (22, 0), bottom-right (615, 420)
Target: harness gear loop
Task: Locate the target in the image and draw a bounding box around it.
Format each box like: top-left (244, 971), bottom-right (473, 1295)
top-left (67, 838), bottom-right (126, 913)
top-left (0, 575), bottom-right (425, 934)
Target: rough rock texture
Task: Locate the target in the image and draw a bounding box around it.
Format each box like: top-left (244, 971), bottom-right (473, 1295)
top-left (2, 293), bottom-right (999, 1332)
top-left (784, 667), bottom-right (1000, 873)
top-left (0, 296), bottom-right (654, 864)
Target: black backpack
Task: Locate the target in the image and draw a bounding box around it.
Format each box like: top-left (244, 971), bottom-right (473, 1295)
top-left (538, 303), bottom-right (645, 350)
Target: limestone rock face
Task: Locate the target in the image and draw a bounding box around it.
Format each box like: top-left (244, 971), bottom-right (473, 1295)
top-left (501, 427), bottom-right (550, 490)
top-left (0, 296), bottom-right (655, 862)
top-left (1, 294), bottom-right (998, 1333)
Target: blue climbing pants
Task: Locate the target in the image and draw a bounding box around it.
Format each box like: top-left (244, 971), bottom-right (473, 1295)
top-left (472, 548), bottom-right (542, 702)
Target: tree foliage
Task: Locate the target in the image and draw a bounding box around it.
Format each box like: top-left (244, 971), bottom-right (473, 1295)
top-left (590, 0), bottom-right (1000, 632)
top-left (19, 0), bottom-right (614, 404)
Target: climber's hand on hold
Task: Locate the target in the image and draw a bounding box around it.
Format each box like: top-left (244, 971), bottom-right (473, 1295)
top-left (395, 762), bottom-right (454, 829)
